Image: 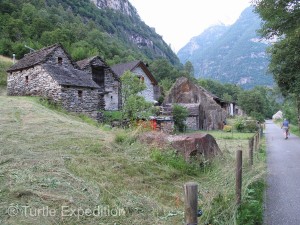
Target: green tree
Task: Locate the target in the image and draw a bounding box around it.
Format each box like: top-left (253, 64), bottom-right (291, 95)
top-left (149, 58), bottom-right (180, 82)
top-left (120, 71), bottom-right (152, 120)
top-left (172, 104), bottom-right (189, 132)
top-left (184, 61), bottom-right (194, 78)
top-left (237, 88), bottom-right (269, 122)
top-left (253, 0), bottom-right (300, 126)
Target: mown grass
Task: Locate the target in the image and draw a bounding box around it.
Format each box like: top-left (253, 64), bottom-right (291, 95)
top-left (0, 94), bottom-right (266, 224)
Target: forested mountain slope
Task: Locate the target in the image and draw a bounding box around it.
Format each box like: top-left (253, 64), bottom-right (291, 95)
top-left (0, 0), bottom-right (180, 66)
top-left (177, 7), bottom-right (273, 89)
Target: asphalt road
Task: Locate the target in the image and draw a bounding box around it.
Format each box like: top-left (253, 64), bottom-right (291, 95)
top-left (264, 120), bottom-right (300, 225)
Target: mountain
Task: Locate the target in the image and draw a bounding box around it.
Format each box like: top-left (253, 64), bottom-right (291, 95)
top-left (0, 0), bottom-right (180, 66)
top-left (177, 6), bottom-right (273, 89)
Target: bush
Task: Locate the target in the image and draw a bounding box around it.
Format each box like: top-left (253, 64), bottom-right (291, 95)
top-left (245, 120), bottom-right (259, 133)
top-left (234, 117), bottom-right (246, 132)
top-left (102, 110), bottom-right (123, 124)
top-left (172, 104), bottom-right (188, 132)
top-left (223, 125), bottom-right (232, 132)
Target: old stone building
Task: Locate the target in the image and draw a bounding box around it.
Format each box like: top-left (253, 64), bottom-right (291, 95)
top-left (6, 44), bottom-right (107, 120)
top-left (164, 77), bottom-right (227, 130)
top-left (77, 56), bottom-right (121, 111)
top-left (111, 60), bottom-right (160, 103)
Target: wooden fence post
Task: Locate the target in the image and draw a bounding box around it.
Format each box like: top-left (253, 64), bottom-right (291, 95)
top-left (248, 138), bottom-right (253, 167)
top-left (236, 150), bottom-right (242, 205)
top-left (184, 182), bottom-right (198, 225)
top-left (254, 134), bottom-right (258, 151)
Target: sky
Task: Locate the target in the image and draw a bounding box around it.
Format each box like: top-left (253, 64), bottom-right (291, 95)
top-left (129, 0), bottom-right (252, 53)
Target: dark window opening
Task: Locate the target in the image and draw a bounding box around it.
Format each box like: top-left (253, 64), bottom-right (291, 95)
top-left (78, 90), bottom-right (83, 98)
top-left (25, 76), bottom-right (28, 84)
top-left (58, 57), bottom-right (63, 65)
top-left (92, 67), bottom-right (105, 87)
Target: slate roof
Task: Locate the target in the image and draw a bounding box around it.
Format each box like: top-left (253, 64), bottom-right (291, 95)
top-left (7, 43), bottom-right (78, 72)
top-left (77, 56), bottom-right (120, 81)
top-left (44, 65), bottom-right (100, 89)
top-left (111, 60), bottom-right (158, 85)
top-left (77, 56), bottom-right (108, 70)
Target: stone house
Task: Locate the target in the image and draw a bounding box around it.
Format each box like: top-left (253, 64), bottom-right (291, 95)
top-left (211, 94), bottom-right (238, 117)
top-left (77, 56), bottom-right (121, 111)
top-left (6, 43), bottom-right (114, 120)
top-left (164, 77), bottom-right (227, 130)
top-left (111, 60), bottom-right (160, 103)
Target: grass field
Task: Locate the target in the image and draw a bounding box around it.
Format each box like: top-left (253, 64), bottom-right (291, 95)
top-left (0, 89), bottom-right (266, 224)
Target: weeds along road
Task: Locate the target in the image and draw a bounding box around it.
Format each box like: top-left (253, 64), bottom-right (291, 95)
top-left (264, 120), bottom-right (300, 225)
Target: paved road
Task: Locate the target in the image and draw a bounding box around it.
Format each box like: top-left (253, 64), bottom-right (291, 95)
top-left (264, 120), bottom-right (300, 225)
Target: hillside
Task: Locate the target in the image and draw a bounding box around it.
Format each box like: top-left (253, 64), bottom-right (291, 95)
top-left (0, 91), bottom-right (266, 224)
top-left (0, 55), bottom-right (13, 86)
top-left (177, 6), bottom-right (274, 89)
top-left (0, 0), bottom-right (180, 67)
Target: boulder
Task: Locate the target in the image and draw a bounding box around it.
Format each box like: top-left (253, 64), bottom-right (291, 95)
top-left (138, 132), bottom-right (221, 161)
top-left (272, 110), bottom-right (283, 120)
top-left (167, 133), bottom-right (221, 160)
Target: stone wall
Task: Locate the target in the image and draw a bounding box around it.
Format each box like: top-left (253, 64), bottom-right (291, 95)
top-left (60, 87), bottom-right (104, 120)
top-left (7, 65), bottom-right (61, 99)
top-left (132, 67), bottom-right (155, 103)
top-left (7, 65), bottom-right (103, 121)
top-left (185, 116), bottom-right (199, 130)
top-left (164, 77), bottom-right (227, 130)
top-left (81, 65), bottom-right (121, 111)
top-left (103, 68), bottom-right (121, 110)
top-left (47, 48), bottom-right (75, 69)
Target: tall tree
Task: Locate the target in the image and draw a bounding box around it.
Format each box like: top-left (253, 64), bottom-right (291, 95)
top-left (253, 0), bottom-right (300, 126)
top-left (120, 71), bottom-right (152, 120)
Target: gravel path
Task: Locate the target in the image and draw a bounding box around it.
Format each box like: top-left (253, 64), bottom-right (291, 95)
top-left (264, 120), bottom-right (300, 224)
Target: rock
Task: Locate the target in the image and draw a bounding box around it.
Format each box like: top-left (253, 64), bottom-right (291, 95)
top-left (167, 133), bottom-right (221, 160)
top-left (272, 110), bottom-right (283, 120)
top-left (138, 131), bottom-right (221, 161)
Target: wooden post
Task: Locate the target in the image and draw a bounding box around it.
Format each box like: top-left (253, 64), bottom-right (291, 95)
top-left (254, 134), bottom-right (258, 151)
top-left (248, 138), bottom-right (253, 167)
top-left (236, 150), bottom-right (242, 205)
top-left (184, 182), bottom-right (198, 225)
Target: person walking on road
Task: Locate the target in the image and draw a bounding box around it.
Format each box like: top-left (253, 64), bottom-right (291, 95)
top-left (281, 118), bottom-right (289, 139)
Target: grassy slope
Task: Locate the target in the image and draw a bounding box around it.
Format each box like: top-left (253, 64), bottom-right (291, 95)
top-left (0, 55), bottom-right (13, 86)
top-left (0, 91), bottom-right (266, 224)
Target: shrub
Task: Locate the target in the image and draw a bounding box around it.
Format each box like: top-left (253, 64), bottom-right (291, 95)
top-left (223, 125), bottom-right (232, 132)
top-left (234, 117), bottom-right (246, 132)
top-left (172, 104), bottom-right (188, 132)
top-left (245, 120), bottom-right (259, 133)
top-left (102, 110), bottom-right (123, 124)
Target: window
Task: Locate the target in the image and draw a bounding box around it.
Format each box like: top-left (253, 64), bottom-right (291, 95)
top-left (58, 57), bottom-right (63, 65)
top-left (25, 76), bottom-right (28, 84)
top-left (92, 67), bottom-right (104, 87)
top-left (78, 90), bottom-right (83, 98)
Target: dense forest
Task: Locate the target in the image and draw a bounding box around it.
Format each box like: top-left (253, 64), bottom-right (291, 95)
top-left (0, 0), bottom-right (180, 65)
